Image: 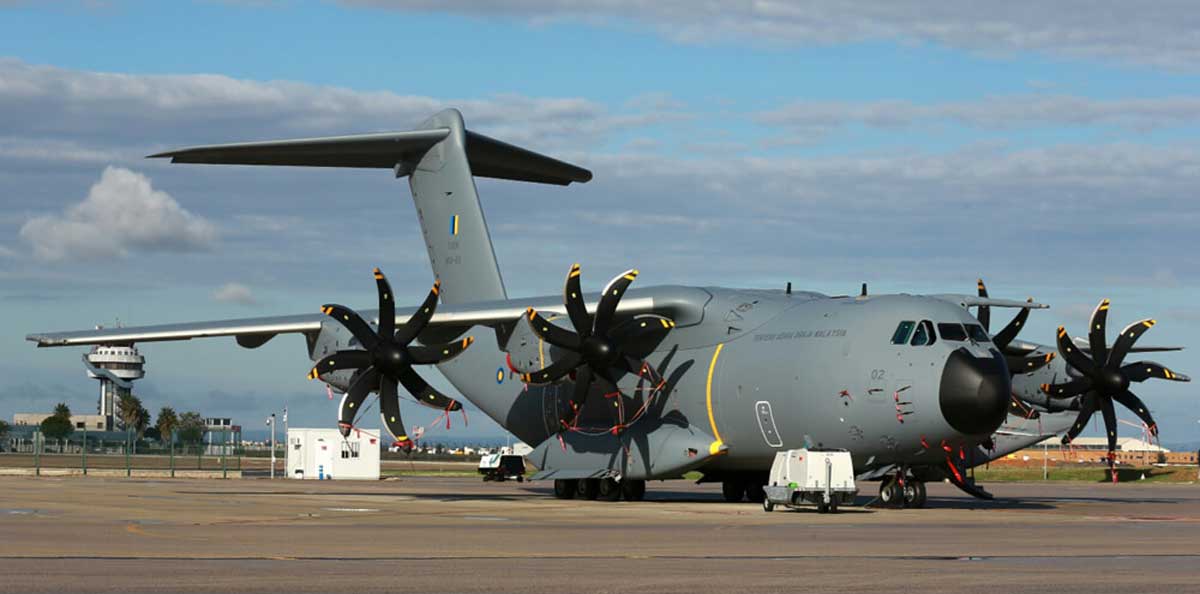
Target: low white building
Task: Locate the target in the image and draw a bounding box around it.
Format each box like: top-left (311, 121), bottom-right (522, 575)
top-left (1034, 436), bottom-right (1170, 452)
top-left (286, 428), bottom-right (380, 480)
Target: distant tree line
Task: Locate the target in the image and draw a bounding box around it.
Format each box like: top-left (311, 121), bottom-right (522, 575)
top-left (32, 395), bottom-right (209, 448)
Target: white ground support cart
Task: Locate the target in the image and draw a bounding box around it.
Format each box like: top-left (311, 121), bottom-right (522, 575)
top-left (478, 453), bottom-right (526, 482)
top-left (762, 448), bottom-right (858, 513)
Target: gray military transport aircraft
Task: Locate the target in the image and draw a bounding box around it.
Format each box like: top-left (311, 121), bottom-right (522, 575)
top-left (28, 109), bottom-right (1191, 506)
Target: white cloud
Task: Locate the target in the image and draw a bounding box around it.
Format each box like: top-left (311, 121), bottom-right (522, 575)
top-left (341, 0), bottom-right (1200, 69)
top-left (19, 166), bottom-right (218, 261)
top-left (213, 282), bottom-right (258, 305)
top-left (1, 58), bottom-right (1198, 295)
top-left (758, 96), bottom-right (1200, 133)
top-left (0, 59), bottom-right (680, 153)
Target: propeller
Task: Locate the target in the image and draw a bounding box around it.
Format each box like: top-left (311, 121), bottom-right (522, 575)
top-left (521, 264), bottom-right (675, 431)
top-left (976, 279), bottom-right (1056, 374)
top-left (307, 268), bottom-right (473, 444)
top-left (1041, 299), bottom-right (1190, 474)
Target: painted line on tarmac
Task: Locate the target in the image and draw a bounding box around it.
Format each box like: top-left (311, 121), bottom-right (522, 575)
top-left (2, 554), bottom-right (1200, 561)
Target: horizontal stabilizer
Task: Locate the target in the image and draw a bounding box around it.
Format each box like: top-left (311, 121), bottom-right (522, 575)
top-left (149, 129), bottom-right (450, 169)
top-left (148, 112), bottom-right (592, 185)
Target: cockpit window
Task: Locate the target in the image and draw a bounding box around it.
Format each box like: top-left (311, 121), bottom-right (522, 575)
top-left (965, 324), bottom-right (991, 343)
top-left (910, 320), bottom-right (935, 346)
top-left (937, 323), bottom-right (968, 341)
top-left (891, 321), bottom-right (915, 345)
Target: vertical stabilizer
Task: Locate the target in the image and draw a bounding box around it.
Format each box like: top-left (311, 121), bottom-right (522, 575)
top-left (408, 110), bottom-right (506, 304)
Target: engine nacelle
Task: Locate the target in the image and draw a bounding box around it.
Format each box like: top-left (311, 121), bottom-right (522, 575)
top-left (503, 313), bottom-right (574, 376)
top-left (306, 318), bottom-right (367, 392)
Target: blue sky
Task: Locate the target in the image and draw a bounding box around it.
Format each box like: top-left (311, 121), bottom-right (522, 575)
top-left (1, 1), bottom-right (1198, 444)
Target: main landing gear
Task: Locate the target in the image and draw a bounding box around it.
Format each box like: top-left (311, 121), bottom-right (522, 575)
top-left (553, 478), bottom-right (646, 502)
top-left (878, 474), bottom-right (927, 508)
top-left (720, 474), bottom-right (767, 503)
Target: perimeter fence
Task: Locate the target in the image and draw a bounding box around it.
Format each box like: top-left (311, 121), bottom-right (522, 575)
top-left (0, 429), bottom-right (284, 478)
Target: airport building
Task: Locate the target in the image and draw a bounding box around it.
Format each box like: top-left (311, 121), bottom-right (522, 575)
top-left (995, 437), bottom-right (1198, 466)
top-left (12, 412), bottom-right (108, 431)
top-left (202, 417), bottom-right (242, 454)
top-left (83, 344), bottom-right (146, 431)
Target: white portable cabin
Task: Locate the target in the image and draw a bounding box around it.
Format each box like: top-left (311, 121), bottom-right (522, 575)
top-left (286, 428), bottom-right (380, 480)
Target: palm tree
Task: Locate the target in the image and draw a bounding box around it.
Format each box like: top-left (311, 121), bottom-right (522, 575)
top-left (157, 407), bottom-right (178, 449)
top-left (117, 394), bottom-right (147, 454)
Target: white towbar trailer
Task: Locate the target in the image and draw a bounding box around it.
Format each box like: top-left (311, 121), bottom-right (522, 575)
top-left (762, 448), bottom-right (857, 513)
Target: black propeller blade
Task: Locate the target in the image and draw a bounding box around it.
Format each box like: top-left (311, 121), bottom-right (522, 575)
top-left (976, 279), bottom-right (1054, 374)
top-left (307, 269), bottom-right (473, 444)
top-left (1041, 300), bottom-right (1190, 476)
top-left (521, 264), bottom-right (675, 431)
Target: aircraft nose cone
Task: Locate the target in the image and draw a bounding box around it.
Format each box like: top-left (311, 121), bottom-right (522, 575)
top-left (939, 347), bottom-right (1010, 436)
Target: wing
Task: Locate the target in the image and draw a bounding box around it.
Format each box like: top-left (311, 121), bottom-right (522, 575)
top-left (929, 294), bottom-right (1050, 310)
top-left (1003, 337), bottom-right (1184, 357)
top-left (27, 286), bottom-right (707, 348)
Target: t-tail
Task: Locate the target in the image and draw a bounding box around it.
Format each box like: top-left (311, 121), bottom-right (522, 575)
top-left (150, 108), bottom-right (592, 303)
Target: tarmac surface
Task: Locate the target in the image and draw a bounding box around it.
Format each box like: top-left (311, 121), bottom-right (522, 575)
top-left (1, 476), bottom-right (1198, 593)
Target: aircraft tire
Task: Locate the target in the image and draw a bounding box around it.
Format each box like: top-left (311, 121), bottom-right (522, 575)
top-left (903, 480), bottom-right (927, 508)
top-left (598, 478), bottom-right (622, 501)
top-left (745, 482), bottom-right (766, 503)
top-left (721, 479), bottom-right (746, 502)
top-left (879, 481), bottom-right (901, 507)
top-left (553, 479), bottom-right (578, 499)
top-left (762, 498), bottom-right (775, 512)
top-left (579, 478), bottom-right (601, 500)
top-left (621, 479), bottom-right (646, 502)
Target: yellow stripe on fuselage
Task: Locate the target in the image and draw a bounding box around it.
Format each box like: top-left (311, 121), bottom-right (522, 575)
top-left (706, 343), bottom-right (725, 454)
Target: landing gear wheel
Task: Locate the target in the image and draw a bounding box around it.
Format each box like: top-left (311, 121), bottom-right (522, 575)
top-left (620, 479), bottom-right (646, 502)
top-left (553, 479), bottom-right (578, 500)
top-left (579, 478), bottom-right (600, 500)
top-left (902, 480), bottom-right (927, 509)
top-left (879, 480), bottom-right (901, 507)
top-left (722, 479), bottom-right (746, 502)
top-left (762, 498), bottom-right (775, 512)
top-left (745, 482), bottom-right (766, 503)
top-left (598, 478), bottom-right (622, 501)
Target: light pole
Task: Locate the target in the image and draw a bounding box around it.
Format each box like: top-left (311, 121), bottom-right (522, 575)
top-left (267, 413), bottom-right (276, 479)
top-left (282, 406), bottom-right (289, 478)
top-left (1043, 440), bottom-right (1048, 481)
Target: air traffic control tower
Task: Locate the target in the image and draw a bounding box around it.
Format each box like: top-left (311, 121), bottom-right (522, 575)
top-left (83, 344), bottom-right (145, 431)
